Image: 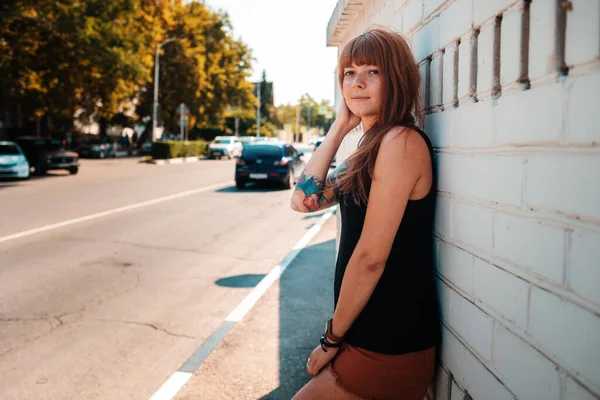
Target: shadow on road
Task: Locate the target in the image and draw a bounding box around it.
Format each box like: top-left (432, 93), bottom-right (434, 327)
top-left (215, 274), bottom-right (266, 288)
top-left (258, 238), bottom-right (336, 399)
top-left (216, 183), bottom-right (291, 193)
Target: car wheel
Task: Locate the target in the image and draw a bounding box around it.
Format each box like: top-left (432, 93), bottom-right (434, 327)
top-left (35, 164), bottom-right (46, 175)
top-left (69, 167), bottom-right (79, 175)
top-left (235, 180), bottom-right (246, 189)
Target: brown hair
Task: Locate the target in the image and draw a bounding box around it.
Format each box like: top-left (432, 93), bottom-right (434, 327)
top-left (334, 26), bottom-right (423, 206)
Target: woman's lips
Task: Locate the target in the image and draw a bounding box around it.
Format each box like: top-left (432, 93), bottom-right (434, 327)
top-left (351, 96), bottom-right (370, 101)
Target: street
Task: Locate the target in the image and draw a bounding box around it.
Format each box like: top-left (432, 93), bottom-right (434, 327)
top-left (0, 155), bottom-right (329, 399)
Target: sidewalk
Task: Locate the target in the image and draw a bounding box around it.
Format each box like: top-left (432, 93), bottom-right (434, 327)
top-left (173, 215), bottom-right (338, 400)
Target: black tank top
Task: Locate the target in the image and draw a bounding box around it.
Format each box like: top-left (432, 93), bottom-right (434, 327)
top-left (334, 126), bottom-right (441, 355)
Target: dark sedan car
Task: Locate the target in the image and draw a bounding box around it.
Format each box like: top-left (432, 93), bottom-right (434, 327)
top-left (235, 142), bottom-right (304, 189)
top-left (15, 137), bottom-right (80, 175)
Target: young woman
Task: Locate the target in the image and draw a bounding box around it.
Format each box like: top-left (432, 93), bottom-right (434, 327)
top-left (290, 27), bottom-right (441, 400)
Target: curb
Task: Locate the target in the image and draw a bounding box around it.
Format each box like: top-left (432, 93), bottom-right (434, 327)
top-left (150, 156), bottom-right (201, 165)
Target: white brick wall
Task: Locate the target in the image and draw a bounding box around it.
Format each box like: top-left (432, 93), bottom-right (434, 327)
top-left (492, 324), bottom-right (562, 400)
top-left (529, 0), bottom-right (561, 84)
top-left (565, 0), bottom-right (600, 68)
top-left (529, 288), bottom-right (600, 389)
top-left (327, 0), bottom-right (600, 398)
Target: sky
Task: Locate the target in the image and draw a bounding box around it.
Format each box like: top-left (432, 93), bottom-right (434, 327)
top-left (203, 0), bottom-right (340, 106)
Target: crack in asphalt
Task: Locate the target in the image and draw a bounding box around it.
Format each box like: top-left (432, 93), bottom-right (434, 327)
top-left (92, 318), bottom-right (195, 339)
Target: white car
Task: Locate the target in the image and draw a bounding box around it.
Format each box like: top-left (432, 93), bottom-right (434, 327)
top-left (207, 136), bottom-right (243, 159)
top-left (0, 141), bottom-right (30, 179)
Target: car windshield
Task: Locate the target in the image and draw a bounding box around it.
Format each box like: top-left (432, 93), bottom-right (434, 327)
top-left (213, 139), bottom-right (231, 144)
top-left (0, 144), bottom-right (20, 155)
top-left (242, 145), bottom-right (281, 158)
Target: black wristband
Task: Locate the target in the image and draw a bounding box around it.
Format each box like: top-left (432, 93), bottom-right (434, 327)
top-left (320, 334), bottom-right (343, 352)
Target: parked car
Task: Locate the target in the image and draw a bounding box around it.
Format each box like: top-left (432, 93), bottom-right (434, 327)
top-left (314, 136), bottom-right (337, 167)
top-left (0, 141), bottom-right (30, 179)
top-left (77, 137), bottom-right (117, 158)
top-left (207, 136), bottom-right (243, 159)
top-left (235, 142), bottom-right (304, 189)
top-left (15, 137), bottom-right (79, 175)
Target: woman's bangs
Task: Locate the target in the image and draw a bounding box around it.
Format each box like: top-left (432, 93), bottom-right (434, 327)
top-left (340, 34), bottom-right (383, 69)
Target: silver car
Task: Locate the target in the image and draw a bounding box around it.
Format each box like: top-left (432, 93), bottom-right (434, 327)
top-left (0, 141), bottom-right (30, 179)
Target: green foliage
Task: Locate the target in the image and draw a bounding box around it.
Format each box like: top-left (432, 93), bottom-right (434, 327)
top-left (151, 139), bottom-right (207, 159)
top-left (0, 0), bottom-right (255, 136)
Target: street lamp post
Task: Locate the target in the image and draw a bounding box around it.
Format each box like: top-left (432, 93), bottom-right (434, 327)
top-left (152, 37), bottom-right (178, 142)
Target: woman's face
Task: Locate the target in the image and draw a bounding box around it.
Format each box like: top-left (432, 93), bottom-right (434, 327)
top-left (342, 63), bottom-right (383, 119)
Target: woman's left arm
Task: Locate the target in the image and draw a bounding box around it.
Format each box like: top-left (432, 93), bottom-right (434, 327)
top-left (329, 127), bottom-right (427, 339)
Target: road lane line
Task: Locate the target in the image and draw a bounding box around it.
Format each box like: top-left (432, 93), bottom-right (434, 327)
top-left (148, 209), bottom-right (335, 400)
top-left (0, 181), bottom-right (234, 244)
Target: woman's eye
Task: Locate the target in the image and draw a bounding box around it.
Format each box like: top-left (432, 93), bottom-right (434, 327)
top-left (368, 69), bottom-right (379, 75)
top-left (344, 71), bottom-right (354, 76)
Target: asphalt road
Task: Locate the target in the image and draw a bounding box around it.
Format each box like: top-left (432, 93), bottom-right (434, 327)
top-left (0, 153), bottom-right (320, 399)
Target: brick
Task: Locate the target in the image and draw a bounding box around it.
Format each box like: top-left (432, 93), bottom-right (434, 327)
top-left (492, 325), bottom-right (561, 400)
top-left (420, 59), bottom-right (430, 108)
top-left (473, 0), bottom-right (515, 26)
top-left (452, 201), bottom-right (493, 252)
top-left (473, 257), bottom-right (529, 328)
top-left (529, 288), bottom-right (600, 387)
top-left (424, 0), bottom-right (445, 18)
top-left (437, 154), bottom-right (523, 206)
top-left (500, 3), bottom-right (526, 86)
top-left (565, 377), bottom-right (598, 400)
top-left (457, 34), bottom-right (474, 102)
top-left (401, 0), bottom-right (424, 35)
top-left (430, 52), bottom-right (444, 109)
top-left (439, 242), bottom-right (474, 294)
top-left (446, 288), bottom-right (494, 360)
top-left (569, 229), bottom-right (600, 305)
top-left (493, 213), bottom-right (565, 284)
top-left (453, 100), bottom-right (494, 148)
top-left (395, 0), bottom-right (409, 12)
top-left (435, 195), bottom-right (452, 237)
top-left (412, 18), bottom-right (439, 62)
top-left (443, 42), bottom-right (458, 106)
top-left (529, 1), bottom-right (560, 82)
top-left (495, 83), bottom-right (563, 145)
top-left (450, 380), bottom-right (465, 400)
top-left (440, 323), bottom-right (467, 386)
top-left (566, 70), bottom-right (600, 145)
top-left (525, 154), bottom-right (600, 221)
top-left (435, 366), bottom-right (452, 400)
top-left (476, 21), bottom-right (496, 99)
top-left (439, 0), bottom-right (473, 47)
top-left (425, 108), bottom-right (453, 147)
top-left (378, 0), bottom-right (400, 27)
top-left (565, 0), bottom-right (600, 66)
top-left (465, 352), bottom-right (514, 400)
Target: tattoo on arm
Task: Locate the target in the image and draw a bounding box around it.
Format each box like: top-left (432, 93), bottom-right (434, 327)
top-left (294, 161), bottom-right (349, 212)
top-left (295, 172), bottom-right (328, 212)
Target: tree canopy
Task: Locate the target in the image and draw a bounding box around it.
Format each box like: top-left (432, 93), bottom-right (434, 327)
top-left (0, 0), bottom-right (255, 136)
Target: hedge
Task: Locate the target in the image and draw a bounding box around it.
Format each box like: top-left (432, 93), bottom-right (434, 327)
top-left (151, 140), bottom-right (208, 159)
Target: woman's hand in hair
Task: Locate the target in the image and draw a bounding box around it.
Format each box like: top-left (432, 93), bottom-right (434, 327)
top-left (334, 98), bottom-right (361, 135)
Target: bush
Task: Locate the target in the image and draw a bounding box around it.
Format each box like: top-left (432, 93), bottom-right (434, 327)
top-left (151, 140), bottom-right (208, 159)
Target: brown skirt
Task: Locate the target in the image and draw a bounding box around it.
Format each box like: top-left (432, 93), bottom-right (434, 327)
top-left (328, 343), bottom-right (436, 400)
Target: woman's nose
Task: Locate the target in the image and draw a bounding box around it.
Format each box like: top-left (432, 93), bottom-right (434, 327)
top-left (352, 76), bottom-right (365, 89)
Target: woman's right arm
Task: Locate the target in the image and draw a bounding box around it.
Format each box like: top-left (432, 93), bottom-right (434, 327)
top-left (290, 99), bottom-right (360, 213)
top-left (290, 125), bottom-right (347, 213)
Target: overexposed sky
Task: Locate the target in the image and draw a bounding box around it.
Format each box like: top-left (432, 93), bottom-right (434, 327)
top-left (204, 0), bottom-right (340, 106)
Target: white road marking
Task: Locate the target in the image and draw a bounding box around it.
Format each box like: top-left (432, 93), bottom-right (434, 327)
top-left (0, 181), bottom-right (234, 244)
top-left (148, 209), bottom-right (336, 400)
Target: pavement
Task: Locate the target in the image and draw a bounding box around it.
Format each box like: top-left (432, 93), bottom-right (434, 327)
top-left (0, 155), bottom-right (338, 399)
top-left (172, 214), bottom-right (337, 400)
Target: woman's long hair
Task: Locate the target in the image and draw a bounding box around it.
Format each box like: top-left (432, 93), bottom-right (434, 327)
top-left (334, 27), bottom-right (423, 206)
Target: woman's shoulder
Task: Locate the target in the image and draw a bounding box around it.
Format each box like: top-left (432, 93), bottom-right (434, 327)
top-left (380, 125), bottom-right (428, 153)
